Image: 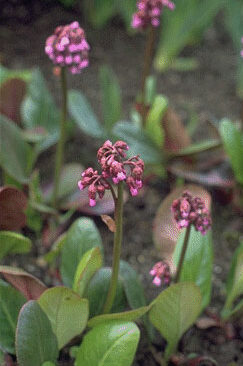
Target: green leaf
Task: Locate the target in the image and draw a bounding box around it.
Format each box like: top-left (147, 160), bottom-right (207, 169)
top-left (144, 75), bottom-right (157, 105)
top-left (38, 287), bottom-right (89, 349)
top-left (155, 0), bottom-right (222, 71)
top-left (41, 362), bottom-right (56, 366)
top-left (112, 121), bottom-right (161, 164)
top-left (44, 163), bottom-right (84, 204)
top-left (73, 247), bottom-right (103, 297)
top-left (21, 69), bottom-right (60, 153)
top-left (0, 231), bottom-right (31, 261)
top-left (16, 300), bottom-right (59, 366)
top-left (60, 218), bottom-right (103, 287)
top-left (221, 241), bottom-right (243, 320)
top-left (172, 139), bottom-right (221, 157)
top-left (68, 90), bottom-right (104, 138)
top-left (88, 305), bottom-right (151, 328)
top-left (119, 260), bottom-right (154, 340)
top-left (119, 260), bottom-right (146, 309)
top-left (99, 65), bottom-right (122, 132)
top-left (44, 233), bottom-right (67, 265)
top-left (83, 0), bottom-right (115, 28)
top-left (0, 279), bottom-right (26, 354)
top-left (84, 267), bottom-right (126, 317)
top-left (149, 282), bottom-right (202, 361)
top-left (145, 95), bottom-right (167, 148)
top-left (219, 118), bottom-right (243, 185)
top-left (0, 65), bottom-right (31, 86)
top-left (75, 321), bottom-right (140, 366)
top-left (224, 1), bottom-right (243, 97)
top-left (0, 115), bottom-right (32, 183)
top-left (118, 0), bottom-right (137, 30)
top-left (173, 226), bottom-right (213, 310)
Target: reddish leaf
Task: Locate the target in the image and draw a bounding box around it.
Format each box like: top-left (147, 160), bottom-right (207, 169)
top-left (0, 78), bottom-right (26, 124)
top-left (0, 265), bottom-right (47, 300)
top-left (168, 161), bottom-right (234, 188)
top-left (162, 107), bottom-right (191, 153)
top-left (0, 186), bottom-right (27, 230)
top-left (101, 215), bottom-right (116, 232)
top-left (153, 184), bottom-right (211, 266)
top-left (186, 356), bottom-right (218, 366)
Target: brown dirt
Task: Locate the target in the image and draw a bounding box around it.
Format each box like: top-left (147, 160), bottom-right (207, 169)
top-left (1, 2), bottom-right (243, 366)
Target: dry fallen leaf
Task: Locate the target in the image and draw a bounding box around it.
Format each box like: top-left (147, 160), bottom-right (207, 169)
top-left (101, 215), bottom-right (116, 232)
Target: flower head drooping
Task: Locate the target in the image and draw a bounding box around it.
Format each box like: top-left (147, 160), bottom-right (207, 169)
top-left (150, 261), bottom-right (171, 286)
top-left (132, 0), bottom-right (175, 30)
top-left (78, 140), bottom-right (144, 206)
top-left (171, 191), bottom-right (212, 235)
top-left (45, 21), bottom-right (90, 74)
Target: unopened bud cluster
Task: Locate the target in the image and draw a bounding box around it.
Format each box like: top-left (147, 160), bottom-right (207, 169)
top-left (78, 140), bottom-right (144, 206)
top-left (150, 261), bottom-right (171, 287)
top-left (132, 0), bottom-right (175, 30)
top-left (45, 21), bottom-right (90, 74)
top-left (172, 191), bottom-right (211, 235)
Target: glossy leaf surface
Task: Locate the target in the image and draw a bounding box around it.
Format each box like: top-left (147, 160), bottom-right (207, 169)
top-left (38, 287), bottom-right (89, 349)
top-left (149, 282), bottom-right (202, 360)
top-left (73, 247), bottom-right (103, 297)
top-left (60, 218), bottom-right (103, 287)
top-left (173, 226), bottom-right (213, 310)
top-left (0, 280), bottom-right (26, 354)
top-left (16, 301), bottom-right (58, 366)
top-left (75, 321), bottom-right (140, 366)
top-left (0, 231), bottom-right (31, 260)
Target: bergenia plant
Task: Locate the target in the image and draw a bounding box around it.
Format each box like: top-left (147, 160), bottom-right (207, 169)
top-left (0, 142), bottom-right (206, 366)
top-left (45, 21), bottom-right (90, 208)
top-left (78, 139), bottom-right (144, 313)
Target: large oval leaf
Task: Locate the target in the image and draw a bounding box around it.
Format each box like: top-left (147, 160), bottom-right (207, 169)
top-left (0, 186), bottom-right (27, 231)
top-left (173, 226), bottom-right (213, 311)
top-left (68, 90), bottom-right (104, 138)
top-left (60, 218), bottom-right (103, 287)
top-left (84, 267), bottom-right (126, 317)
top-left (21, 69), bottom-right (60, 153)
top-left (0, 231), bottom-right (31, 261)
top-left (75, 321), bottom-right (140, 366)
top-left (0, 279), bottom-right (26, 354)
top-left (73, 247), bottom-right (103, 297)
top-left (99, 65), bottom-right (122, 132)
top-left (16, 300), bottom-right (58, 366)
top-left (219, 118), bottom-right (243, 184)
top-left (149, 282), bottom-right (202, 361)
top-left (0, 115), bottom-right (32, 183)
top-left (38, 287), bottom-right (89, 349)
top-left (0, 265), bottom-right (47, 300)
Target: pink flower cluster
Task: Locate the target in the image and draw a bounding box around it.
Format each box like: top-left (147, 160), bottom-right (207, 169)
top-left (132, 0), bottom-right (175, 30)
top-left (150, 261), bottom-right (171, 286)
top-left (172, 191), bottom-right (212, 235)
top-left (78, 140), bottom-right (144, 206)
top-left (45, 21), bottom-right (90, 74)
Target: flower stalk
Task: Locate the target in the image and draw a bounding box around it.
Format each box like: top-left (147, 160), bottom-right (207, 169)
top-left (140, 25), bottom-right (156, 124)
top-left (174, 224), bottom-right (191, 283)
top-left (52, 67), bottom-right (67, 208)
top-left (103, 182), bottom-right (124, 314)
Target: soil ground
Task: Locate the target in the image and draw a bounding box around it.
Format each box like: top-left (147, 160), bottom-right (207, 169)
top-left (0, 2), bottom-right (243, 365)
